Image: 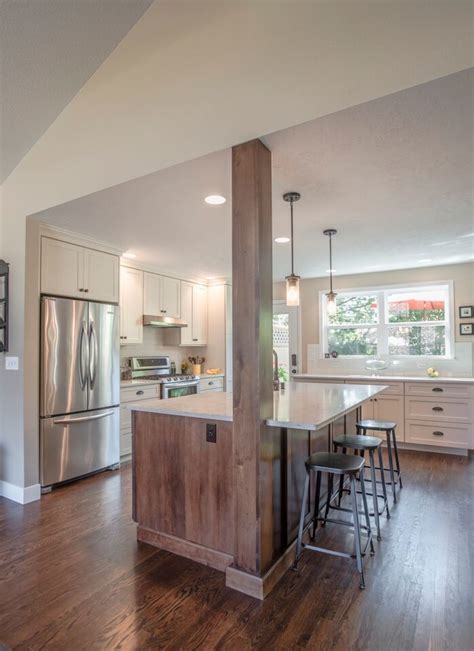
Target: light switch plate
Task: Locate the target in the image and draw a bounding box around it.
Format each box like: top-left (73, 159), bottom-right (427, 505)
top-left (5, 356), bottom-right (19, 370)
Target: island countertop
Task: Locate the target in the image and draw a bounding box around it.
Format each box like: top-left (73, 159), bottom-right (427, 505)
top-left (294, 372), bottom-right (474, 384)
top-left (128, 381), bottom-right (387, 431)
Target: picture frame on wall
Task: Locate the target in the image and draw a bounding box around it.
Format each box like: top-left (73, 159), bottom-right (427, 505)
top-left (459, 323), bottom-right (473, 336)
top-left (459, 305), bottom-right (474, 318)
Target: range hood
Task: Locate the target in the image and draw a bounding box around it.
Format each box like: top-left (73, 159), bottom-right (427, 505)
top-left (143, 314), bottom-right (188, 328)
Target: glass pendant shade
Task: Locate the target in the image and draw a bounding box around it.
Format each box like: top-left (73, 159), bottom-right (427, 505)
top-left (286, 274), bottom-right (300, 306)
top-left (326, 291), bottom-right (337, 315)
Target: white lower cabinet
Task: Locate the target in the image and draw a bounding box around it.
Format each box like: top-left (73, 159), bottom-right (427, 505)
top-left (359, 394), bottom-right (405, 441)
top-left (199, 376), bottom-right (224, 393)
top-left (120, 384), bottom-right (160, 457)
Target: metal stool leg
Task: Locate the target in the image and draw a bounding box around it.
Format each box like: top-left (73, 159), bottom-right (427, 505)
top-left (377, 446), bottom-right (390, 519)
top-left (294, 471), bottom-right (310, 569)
top-left (323, 472), bottom-right (334, 525)
top-left (337, 447), bottom-right (347, 505)
top-left (350, 475), bottom-right (365, 589)
top-left (359, 466), bottom-right (375, 555)
top-left (385, 431), bottom-right (397, 503)
top-left (311, 471), bottom-right (322, 540)
top-left (391, 428), bottom-right (403, 489)
top-left (369, 449), bottom-right (381, 541)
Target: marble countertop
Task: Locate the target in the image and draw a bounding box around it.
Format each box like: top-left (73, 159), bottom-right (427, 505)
top-left (294, 373), bottom-right (474, 384)
top-left (121, 379), bottom-right (161, 388)
top-left (128, 382), bottom-right (387, 431)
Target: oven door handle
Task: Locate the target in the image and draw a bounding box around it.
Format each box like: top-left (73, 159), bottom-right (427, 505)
top-left (163, 381), bottom-right (200, 389)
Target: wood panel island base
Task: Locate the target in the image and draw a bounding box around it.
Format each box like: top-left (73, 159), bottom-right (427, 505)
top-left (130, 382), bottom-right (386, 599)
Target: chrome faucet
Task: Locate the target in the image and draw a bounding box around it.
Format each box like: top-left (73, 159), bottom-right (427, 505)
top-left (273, 349), bottom-right (280, 391)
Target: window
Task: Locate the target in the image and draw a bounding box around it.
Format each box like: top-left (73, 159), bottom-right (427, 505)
top-left (321, 283), bottom-right (452, 358)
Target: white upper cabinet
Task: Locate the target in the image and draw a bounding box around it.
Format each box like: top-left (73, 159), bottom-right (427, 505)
top-left (180, 281), bottom-right (207, 346)
top-left (41, 237), bottom-right (119, 303)
top-left (41, 238), bottom-right (84, 299)
top-left (143, 272), bottom-right (181, 319)
top-left (83, 248), bottom-right (119, 303)
top-left (120, 266), bottom-right (143, 345)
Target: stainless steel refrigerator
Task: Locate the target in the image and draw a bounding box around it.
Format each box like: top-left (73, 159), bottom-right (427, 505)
top-left (40, 296), bottom-right (120, 489)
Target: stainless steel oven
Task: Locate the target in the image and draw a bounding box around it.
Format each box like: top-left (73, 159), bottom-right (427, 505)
top-left (161, 380), bottom-right (199, 399)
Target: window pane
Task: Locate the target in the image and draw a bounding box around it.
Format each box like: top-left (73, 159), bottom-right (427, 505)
top-left (387, 290), bottom-right (445, 323)
top-left (388, 325), bottom-right (446, 356)
top-left (273, 313), bottom-right (290, 374)
top-left (328, 295), bottom-right (379, 325)
top-left (327, 327), bottom-right (377, 355)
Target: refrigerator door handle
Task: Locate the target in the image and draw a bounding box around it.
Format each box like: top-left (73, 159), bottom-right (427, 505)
top-left (89, 320), bottom-right (98, 389)
top-left (53, 411), bottom-right (115, 425)
top-left (79, 321), bottom-right (88, 390)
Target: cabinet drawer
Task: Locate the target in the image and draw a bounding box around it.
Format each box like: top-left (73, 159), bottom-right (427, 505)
top-left (199, 377), bottom-right (224, 392)
top-left (405, 382), bottom-right (472, 399)
top-left (348, 380), bottom-right (403, 395)
top-left (120, 385), bottom-right (159, 402)
top-left (405, 420), bottom-right (472, 449)
top-left (405, 397), bottom-right (471, 423)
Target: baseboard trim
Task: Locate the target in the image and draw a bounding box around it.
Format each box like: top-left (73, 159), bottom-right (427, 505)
top-left (0, 481), bottom-right (41, 504)
top-left (226, 540), bottom-right (298, 600)
top-left (395, 442), bottom-right (468, 457)
top-left (137, 525), bottom-right (234, 572)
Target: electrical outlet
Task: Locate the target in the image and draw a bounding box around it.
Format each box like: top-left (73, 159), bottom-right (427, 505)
top-left (206, 423), bottom-right (217, 443)
top-left (5, 356), bottom-right (19, 371)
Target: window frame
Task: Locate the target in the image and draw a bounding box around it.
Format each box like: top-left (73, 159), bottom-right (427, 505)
top-left (319, 280), bottom-right (454, 360)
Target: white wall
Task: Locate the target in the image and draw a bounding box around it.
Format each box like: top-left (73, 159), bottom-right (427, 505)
top-left (274, 262), bottom-right (474, 374)
top-left (0, 1), bottom-right (471, 496)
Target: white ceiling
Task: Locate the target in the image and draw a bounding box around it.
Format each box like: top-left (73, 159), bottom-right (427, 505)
top-left (0, 0), bottom-right (153, 183)
top-left (33, 69), bottom-right (474, 281)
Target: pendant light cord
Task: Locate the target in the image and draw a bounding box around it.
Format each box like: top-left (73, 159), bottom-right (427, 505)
top-left (290, 200), bottom-right (295, 276)
top-left (329, 232), bottom-right (333, 293)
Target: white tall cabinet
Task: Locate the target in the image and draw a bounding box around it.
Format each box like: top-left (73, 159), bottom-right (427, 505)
top-left (41, 237), bottom-right (119, 303)
top-left (120, 266), bottom-right (143, 344)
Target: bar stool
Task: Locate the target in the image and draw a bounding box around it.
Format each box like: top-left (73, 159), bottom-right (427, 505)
top-left (332, 434), bottom-right (390, 541)
top-left (294, 452), bottom-right (374, 589)
top-left (356, 420), bottom-right (403, 502)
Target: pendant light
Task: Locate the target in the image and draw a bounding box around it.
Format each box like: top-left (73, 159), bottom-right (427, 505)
top-left (323, 229), bottom-right (337, 315)
top-left (283, 192), bottom-right (301, 306)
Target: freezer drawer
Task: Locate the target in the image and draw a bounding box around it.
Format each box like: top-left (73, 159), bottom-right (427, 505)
top-left (41, 407), bottom-right (119, 487)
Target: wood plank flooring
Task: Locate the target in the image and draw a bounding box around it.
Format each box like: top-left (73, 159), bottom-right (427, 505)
top-left (0, 450), bottom-right (472, 650)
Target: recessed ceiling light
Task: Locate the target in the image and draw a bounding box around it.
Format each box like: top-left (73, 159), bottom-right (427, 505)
top-left (205, 194), bottom-right (226, 205)
top-left (274, 237), bottom-right (290, 243)
top-left (123, 251), bottom-right (137, 259)
top-left (418, 258), bottom-right (432, 264)
top-left (326, 268), bottom-right (336, 273)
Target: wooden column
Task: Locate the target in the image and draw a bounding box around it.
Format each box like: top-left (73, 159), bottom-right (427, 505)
top-left (226, 139), bottom-right (273, 591)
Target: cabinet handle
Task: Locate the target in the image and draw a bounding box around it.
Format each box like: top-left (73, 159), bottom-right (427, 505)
top-left (123, 336), bottom-right (127, 340)
top-left (136, 390), bottom-right (144, 395)
top-left (432, 387), bottom-right (443, 392)
top-left (432, 431), bottom-right (444, 436)
top-left (84, 288), bottom-right (89, 293)
top-left (79, 288), bottom-right (84, 292)
top-left (432, 406), bottom-right (443, 412)
top-left (208, 381), bottom-right (214, 386)
top-left (193, 338), bottom-right (198, 342)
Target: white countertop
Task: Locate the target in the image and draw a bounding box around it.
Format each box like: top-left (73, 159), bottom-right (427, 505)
top-left (121, 379), bottom-right (161, 388)
top-left (294, 373), bottom-right (474, 384)
top-left (128, 382), bottom-right (387, 431)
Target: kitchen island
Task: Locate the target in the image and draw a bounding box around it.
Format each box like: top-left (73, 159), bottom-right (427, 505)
top-left (130, 381), bottom-right (386, 598)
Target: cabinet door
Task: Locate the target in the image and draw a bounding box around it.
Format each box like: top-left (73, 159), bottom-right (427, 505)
top-left (120, 267), bottom-right (143, 344)
top-left (83, 248), bottom-right (119, 303)
top-left (143, 272), bottom-right (161, 315)
top-left (374, 395), bottom-right (405, 441)
top-left (360, 398), bottom-right (375, 421)
top-left (180, 281), bottom-right (194, 345)
top-left (41, 237), bottom-right (83, 298)
top-left (161, 276), bottom-right (181, 318)
top-left (192, 284), bottom-right (208, 345)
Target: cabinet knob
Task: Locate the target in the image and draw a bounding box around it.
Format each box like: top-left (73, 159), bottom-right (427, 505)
top-left (209, 381), bottom-right (214, 386)
top-left (84, 289), bottom-right (89, 293)
top-left (79, 288), bottom-right (84, 292)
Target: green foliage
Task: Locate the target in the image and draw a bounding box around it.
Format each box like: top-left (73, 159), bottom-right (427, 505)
top-left (278, 365), bottom-right (289, 382)
top-left (329, 295), bottom-right (378, 325)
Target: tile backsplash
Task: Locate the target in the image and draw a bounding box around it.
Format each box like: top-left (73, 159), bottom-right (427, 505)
top-left (120, 327), bottom-right (208, 374)
top-left (306, 342), bottom-right (473, 377)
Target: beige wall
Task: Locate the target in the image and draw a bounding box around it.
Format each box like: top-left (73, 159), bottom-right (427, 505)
top-left (274, 262), bottom-right (474, 371)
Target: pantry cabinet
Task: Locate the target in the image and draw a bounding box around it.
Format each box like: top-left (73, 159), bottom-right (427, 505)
top-left (41, 237), bottom-right (119, 303)
top-left (180, 281), bottom-right (207, 346)
top-left (120, 266), bottom-right (143, 344)
top-left (143, 272), bottom-right (180, 319)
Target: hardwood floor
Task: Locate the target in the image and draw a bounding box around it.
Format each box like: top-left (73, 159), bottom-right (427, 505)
top-left (1, 450), bottom-right (472, 650)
